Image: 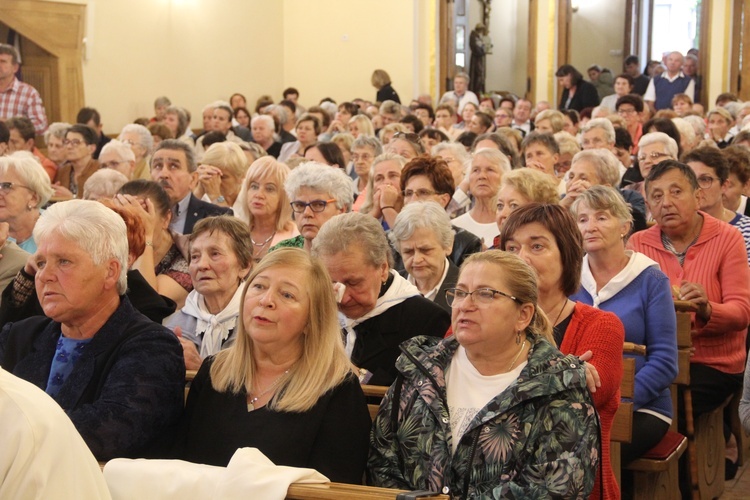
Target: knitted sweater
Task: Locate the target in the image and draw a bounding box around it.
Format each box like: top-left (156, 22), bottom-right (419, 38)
top-left (560, 302), bottom-right (624, 500)
top-left (571, 252), bottom-right (678, 421)
top-left (627, 213), bottom-right (750, 374)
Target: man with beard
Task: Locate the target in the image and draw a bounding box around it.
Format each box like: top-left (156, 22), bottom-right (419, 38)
top-left (149, 139), bottom-right (231, 234)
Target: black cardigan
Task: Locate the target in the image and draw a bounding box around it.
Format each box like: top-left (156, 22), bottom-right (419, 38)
top-left (558, 80), bottom-right (600, 112)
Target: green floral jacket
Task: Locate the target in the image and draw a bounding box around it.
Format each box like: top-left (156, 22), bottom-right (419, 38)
top-left (367, 334), bottom-right (600, 499)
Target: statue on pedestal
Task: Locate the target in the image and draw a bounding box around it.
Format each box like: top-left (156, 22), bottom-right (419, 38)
top-left (469, 23), bottom-right (489, 95)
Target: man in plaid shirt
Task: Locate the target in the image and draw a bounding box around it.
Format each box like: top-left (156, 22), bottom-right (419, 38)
top-left (0, 44), bottom-right (48, 135)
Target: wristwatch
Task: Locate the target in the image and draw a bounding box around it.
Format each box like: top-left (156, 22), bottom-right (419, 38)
top-left (214, 195), bottom-right (226, 203)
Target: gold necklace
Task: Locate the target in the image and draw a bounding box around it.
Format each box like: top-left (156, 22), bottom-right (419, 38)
top-left (507, 340), bottom-right (527, 372)
top-left (246, 370), bottom-right (289, 412)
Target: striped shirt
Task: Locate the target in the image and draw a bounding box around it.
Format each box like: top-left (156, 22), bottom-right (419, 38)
top-left (0, 77), bottom-right (48, 134)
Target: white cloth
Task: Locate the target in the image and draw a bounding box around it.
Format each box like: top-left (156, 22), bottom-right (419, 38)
top-left (446, 347), bottom-right (526, 453)
top-left (579, 250), bottom-right (658, 308)
top-left (737, 195), bottom-right (748, 215)
top-left (452, 212), bottom-right (499, 247)
top-left (341, 270), bottom-right (420, 358)
top-left (104, 447), bottom-right (329, 500)
top-left (440, 90), bottom-right (479, 114)
top-left (643, 72), bottom-right (695, 102)
top-left (181, 285), bottom-right (244, 359)
top-left (0, 367), bottom-right (111, 499)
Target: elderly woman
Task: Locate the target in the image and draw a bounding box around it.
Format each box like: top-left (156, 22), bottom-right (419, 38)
top-left (388, 202), bottom-right (456, 312)
top-left (99, 139), bottom-right (136, 179)
top-left (351, 136), bottom-right (382, 211)
top-left (118, 123), bottom-right (154, 180)
top-left (361, 153), bottom-right (408, 229)
top-left (83, 169), bottom-right (129, 201)
top-left (312, 212), bottom-right (450, 386)
top-left (193, 141), bottom-right (248, 211)
top-left (628, 161), bottom-right (750, 472)
top-left (432, 142), bottom-right (473, 217)
top-left (494, 167), bottom-right (559, 236)
top-left (0, 152), bottom-right (54, 253)
top-left (453, 148), bottom-right (510, 246)
top-left (533, 109), bottom-right (566, 134)
top-left (250, 115), bottom-right (280, 158)
top-left (0, 200), bottom-right (184, 461)
top-left (386, 132), bottom-right (424, 160)
top-left (118, 180), bottom-right (192, 308)
top-left (55, 124), bottom-right (99, 200)
top-left (399, 155), bottom-right (481, 266)
top-left (176, 248), bottom-right (371, 482)
top-left (500, 203), bottom-right (624, 500)
top-left (601, 74), bottom-right (635, 111)
top-left (165, 216), bottom-right (253, 371)
top-left (304, 142), bottom-right (346, 169)
top-left (625, 132), bottom-right (678, 208)
top-left (277, 114), bottom-right (321, 163)
top-left (42, 122), bottom-right (71, 180)
top-left (164, 106), bottom-right (194, 147)
top-left (234, 157), bottom-right (298, 262)
top-left (570, 186), bottom-right (678, 465)
top-left (368, 251), bottom-right (600, 497)
top-left (271, 162), bottom-right (353, 252)
top-left (556, 64), bottom-right (601, 112)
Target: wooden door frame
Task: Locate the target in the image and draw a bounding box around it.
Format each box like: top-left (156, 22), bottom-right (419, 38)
top-left (730, 0), bottom-right (750, 100)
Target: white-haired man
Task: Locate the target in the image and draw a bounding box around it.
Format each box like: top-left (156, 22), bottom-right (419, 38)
top-left (439, 72), bottom-right (479, 114)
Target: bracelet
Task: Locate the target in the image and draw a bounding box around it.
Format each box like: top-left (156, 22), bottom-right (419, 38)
top-left (381, 206), bottom-right (396, 211)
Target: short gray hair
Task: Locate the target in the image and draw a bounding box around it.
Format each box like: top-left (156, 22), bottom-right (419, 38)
top-left (388, 201), bottom-right (454, 253)
top-left (265, 105), bottom-right (289, 125)
top-left (100, 139), bottom-right (136, 163)
top-left (251, 114), bottom-right (274, 130)
top-left (284, 161), bottom-right (354, 212)
top-left (152, 139), bottom-right (197, 172)
top-left (431, 142), bottom-right (472, 165)
top-left (312, 211), bottom-right (393, 268)
top-left (472, 148), bottom-right (512, 173)
top-left (83, 169), bottom-right (130, 201)
top-left (454, 71), bottom-right (470, 83)
top-left (43, 122), bottom-right (71, 145)
top-left (34, 200), bottom-right (129, 294)
top-left (351, 135), bottom-right (383, 156)
top-left (638, 132), bottom-right (678, 158)
top-left (571, 184), bottom-right (633, 229)
top-left (580, 118), bottom-right (616, 145)
top-left (683, 115), bottom-right (706, 138)
top-left (118, 123), bottom-right (154, 154)
top-left (0, 152), bottom-right (54, 207)
top-left (379, 100), bottom-right (401, 116)
top-left (570, 149), bottom-right (621, 187)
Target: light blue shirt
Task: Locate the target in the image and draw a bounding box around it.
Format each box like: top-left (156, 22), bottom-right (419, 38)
top-left (169, 193), bottom-right (191, 234)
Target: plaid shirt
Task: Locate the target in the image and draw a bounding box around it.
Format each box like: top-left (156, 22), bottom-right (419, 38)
top-left (0, 77), bottom-right (48, 134)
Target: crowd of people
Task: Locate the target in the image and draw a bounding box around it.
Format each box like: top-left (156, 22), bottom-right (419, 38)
top-left (3, 39), bottom-right (750, 499)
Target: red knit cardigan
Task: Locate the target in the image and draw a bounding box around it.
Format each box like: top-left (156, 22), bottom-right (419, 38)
top-left (560, 302), bottom-right (625, 500)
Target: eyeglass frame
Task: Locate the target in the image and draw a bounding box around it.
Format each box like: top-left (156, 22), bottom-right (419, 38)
top-left (637, 151), bottom-right (672, 163)
top-left (0, 182), bottom-right (34, 194)
top-left (289, 198), bottom-right (337, 213)
top-left (696, 175), bottom-right (722, 189)
top-left (445, 287), bottom-right (523, 307)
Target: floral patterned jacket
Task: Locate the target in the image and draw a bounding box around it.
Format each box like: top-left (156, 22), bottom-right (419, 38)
top-left (367, 334), bottom-right (600, 499)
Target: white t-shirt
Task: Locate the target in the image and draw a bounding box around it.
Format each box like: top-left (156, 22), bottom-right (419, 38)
top-left (452, 212), bottom-right (499, 247)
top-left (446, 346), bottom-right (526, 453)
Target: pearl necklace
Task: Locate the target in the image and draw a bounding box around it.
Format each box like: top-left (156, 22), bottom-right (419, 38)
top-left (251, 231), bottom-right (276, 247)
top-left (246, 370), bottom-right (289, 412)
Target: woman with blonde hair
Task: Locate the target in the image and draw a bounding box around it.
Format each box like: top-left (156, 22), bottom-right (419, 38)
top-left (494, 167), bottom-right (559, 236)
top-left (371, 69), bottom-right (401, 104)
top-left (194, 141), bottom-right (249, 211)
top-left (348, 114), bottom-right (375, 139)
top-left (234, 157), bottom-right (299, 262)
top-left (177, 248), bottom-right (371, 482)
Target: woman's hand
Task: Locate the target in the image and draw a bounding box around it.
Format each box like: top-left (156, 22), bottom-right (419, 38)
top-left (578, 350), bottom-right (601, 393)
top-left (328, 120), bottom-right (345, 134)
top-left (115, 194), bottom-right (158, 243)
top-left (560, 179), bottom-right (590, 208)
top-left (52, 183), bottom-right (74, 199)
top-left (379, 184), bottom-right (402, 210)
top-left (196, 165), bottom-right (223, 202)
top-left (174, 326), bottom-right (203, 370)
top-left (525, 160), bottom-right (548, 174)
top-left (23, 252), bottom-right (38, 276)
top-left (678, 280), bottom-right (712, 321)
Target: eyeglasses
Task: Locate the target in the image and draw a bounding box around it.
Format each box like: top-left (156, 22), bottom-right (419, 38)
top-left (290, 199), bottom-right (336, 213)
top-left (697, 175), bottom-right (721, 189)
top-left (351, 153), bottom-right (373, 161)
top-left (403, 188), bottom-right (437, 198)
top-left (637, 151), bottom-right (672, 163)
top-left (617, 108), bottom-right (637, 115)
top-left (445, 287), bottom-right (522, 307)
top-left (0, 182), bottom-right (33, 194)
top-left (393, 132), bottom-right (420, 143)
top-left (121, 139), bottom-right (137, 146)
top-left (63, 139), bottom-right (84, 147)
top-left (100, 160), bottom-right (125, 169)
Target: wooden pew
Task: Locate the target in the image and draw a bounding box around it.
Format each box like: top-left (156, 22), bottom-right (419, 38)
top-left (610, 345), bottom-right (641, 486)
top-left (625, 309), bottom-right (689, 500)
top-left (286, 483), bottom-right (449, 499)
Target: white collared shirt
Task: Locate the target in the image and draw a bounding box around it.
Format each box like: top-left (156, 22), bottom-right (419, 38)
top-left (408, 257), bottom-right (450, 302)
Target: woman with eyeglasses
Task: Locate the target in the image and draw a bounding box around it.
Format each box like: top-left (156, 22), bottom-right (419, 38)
top-left (615, 94), bottom-right (645, 154)
top-left (499, 203), bottom-right (624, 500)
top-left (234, 157), bottom-right (299, 262)
top-left (0, 152), bottom-right (54, 253)
top-left (270, 162), bottom-right (353, 252)
top-left (368, 250), bottom-right (600, 498)
top-left (624, 132), bottom-right (678, 218)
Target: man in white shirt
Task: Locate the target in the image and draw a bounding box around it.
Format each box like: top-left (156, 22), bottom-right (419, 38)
top-left (511, 99), bottom-right (534, 137)
top-left (644, 51), bottom-right (695, 111)
top-left (440, 72), bottom-right (479, 114)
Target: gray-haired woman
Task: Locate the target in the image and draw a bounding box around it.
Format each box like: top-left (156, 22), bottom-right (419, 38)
top-left (311, 212), bottom-right (449, 386)
top-left (389, 201), bottom-right (457, 312)
top-left (271, 161), bottom-right (354, 252)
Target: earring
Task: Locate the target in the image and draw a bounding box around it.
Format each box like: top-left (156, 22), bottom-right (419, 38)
top-left (516, 329), bottom-right (521, 345)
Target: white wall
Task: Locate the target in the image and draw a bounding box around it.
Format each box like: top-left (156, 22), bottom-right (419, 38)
top-left (484, 0), bottom-right (529, 96)
top-left (569, 0), bottom-right (626, 76)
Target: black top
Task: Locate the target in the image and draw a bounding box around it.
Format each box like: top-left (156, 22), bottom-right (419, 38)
top-left (558, 80), bottom-right (600, 112)
top-left (376, 84), bottom-right (401, 104)
top-left (351, 290), bottom-right (450, 386)
top-left (633, 74), bottom-right (651, 96)
top-left (177, 358), bottom-right (371, 484)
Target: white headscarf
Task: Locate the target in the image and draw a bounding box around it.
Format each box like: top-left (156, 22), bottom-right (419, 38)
top-left (181, 284), bottom-right (244, 358)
